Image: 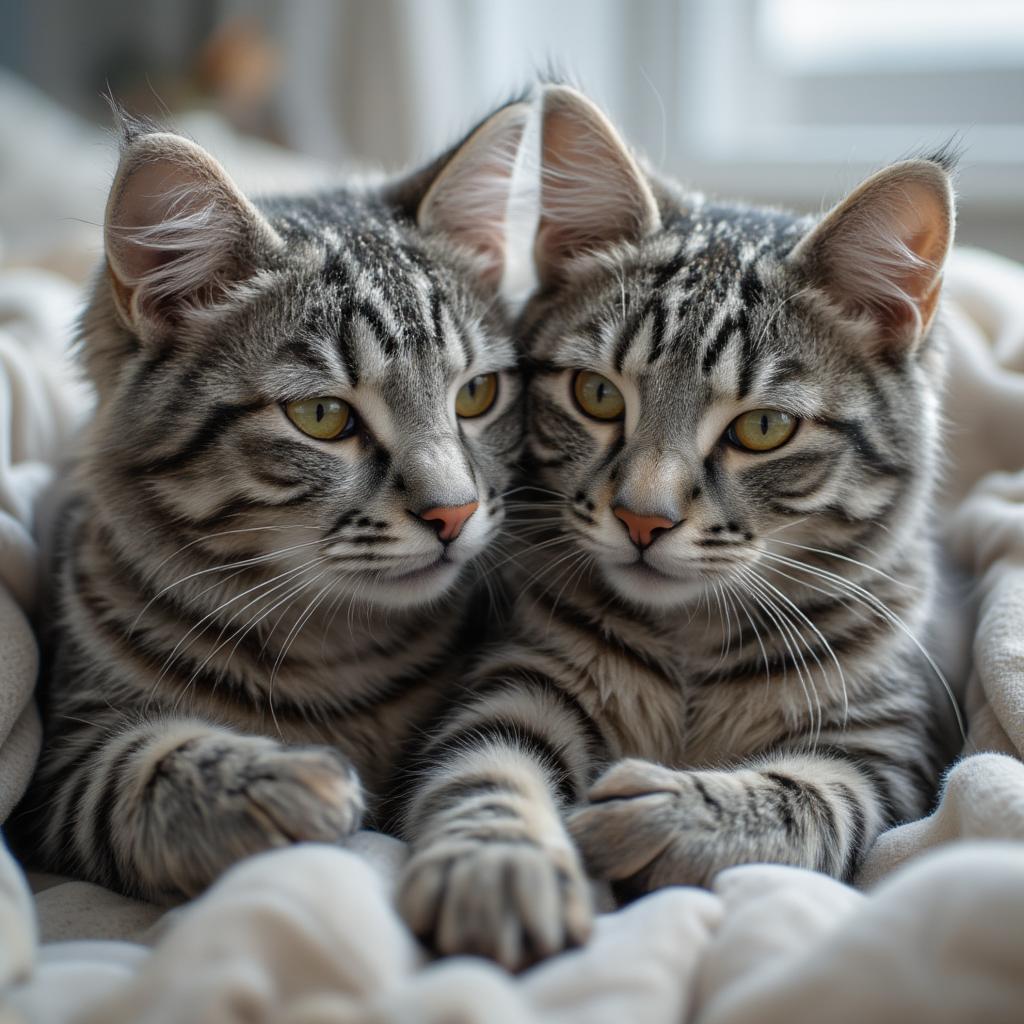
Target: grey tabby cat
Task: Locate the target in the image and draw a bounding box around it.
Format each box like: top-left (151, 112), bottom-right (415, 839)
top-left (15, 101), bottom-right (529, 901)
top-left (398, 86), bottom-right (960, 969)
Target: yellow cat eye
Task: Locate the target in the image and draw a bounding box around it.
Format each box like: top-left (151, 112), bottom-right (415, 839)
top-left (729, 409), bottom-right (798, 452)
top-left (573, 370), bottom-right (625, 421)
top-left (285, 397), bottom-right (356, 440)
top-left (455, 373), bottom-right (498, 418)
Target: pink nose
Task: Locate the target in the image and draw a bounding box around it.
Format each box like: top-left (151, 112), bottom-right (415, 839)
top-left (612, 506), bottom-right (677, 549)
top-left (416, 501), bottom-right (479, 542)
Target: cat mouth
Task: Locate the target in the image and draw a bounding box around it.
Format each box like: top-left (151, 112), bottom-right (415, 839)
top-left (383, 555), bottom-right (459, 583)
top-left (603, 557), bottom-right (715, 608)
top-left (619, 560), bottom-right (678, 582)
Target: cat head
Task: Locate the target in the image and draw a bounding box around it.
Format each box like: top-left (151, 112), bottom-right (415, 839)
top-left (82, 101), bottom-right (530, 609)
top-left (521, 85), bottom-right (955, 610)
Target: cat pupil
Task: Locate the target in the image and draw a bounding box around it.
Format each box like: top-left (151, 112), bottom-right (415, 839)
top-left (316, 403), bottom-right (325, 422)
top-left (760, 414), bottom-right (768, 435)
top-left (597, 382), bottom-right (606, 403)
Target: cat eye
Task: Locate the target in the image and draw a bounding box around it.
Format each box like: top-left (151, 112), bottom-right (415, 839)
top-left (455, 373), bottom-right (498, 418)
top-left (728, 409), bottom-right (798, 452)
top-left (285, 397), bottom-right (357, 440)
top-left (573, 370), bottom-right (625, 421)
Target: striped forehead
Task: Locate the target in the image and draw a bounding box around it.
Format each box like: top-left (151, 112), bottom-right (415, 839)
top-left (546, 214), bottom-right (831, 416)
top-left (295, 245), bottom-right (493, 385)
top-left (557, 234), bottom-right (769, 367)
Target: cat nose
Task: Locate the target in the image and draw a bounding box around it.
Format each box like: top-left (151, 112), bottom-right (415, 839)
top-left (415, 501), bottom-right (479, 542)
top-left (612, 506), bottom-right (678, 550)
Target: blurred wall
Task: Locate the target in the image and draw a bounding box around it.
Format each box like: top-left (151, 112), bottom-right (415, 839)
top-left (2, 0), bottom-right (1022, 260)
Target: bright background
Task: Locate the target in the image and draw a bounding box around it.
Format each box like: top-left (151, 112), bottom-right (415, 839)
top-left (2, 0), bottom-right (1023, 263)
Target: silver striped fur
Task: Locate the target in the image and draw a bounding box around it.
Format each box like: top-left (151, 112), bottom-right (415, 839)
top-left (14, 102), bottom-right (530, 902)
top-left (396, 86), bottom-right (962, 970)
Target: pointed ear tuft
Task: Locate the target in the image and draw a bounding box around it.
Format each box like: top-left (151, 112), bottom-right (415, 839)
top-left (416, 102), bottom-right (531, 288)
top-left (104, 131), bottom-right (282, 332)
top-left (789, 160), bottom-right (955, 351)
top-left (536, 85), bottom-right (660, 285)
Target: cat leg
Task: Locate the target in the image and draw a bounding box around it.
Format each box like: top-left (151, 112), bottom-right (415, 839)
top-left (567, 747), bottom-right (905, 892)
top-left (27, 716), bottom-right (363, 901)
top-left (397, 680), bottom-right (597, 969)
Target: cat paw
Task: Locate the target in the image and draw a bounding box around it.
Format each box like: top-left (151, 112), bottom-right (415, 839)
top-left (141, 735), bottom-right (364, 896)
top-left (397, 837), bottom-right (593, 970)
top-left (229, 742), bottom-right (364, 844)
top-left (567, 758), bottom-right (722, 890)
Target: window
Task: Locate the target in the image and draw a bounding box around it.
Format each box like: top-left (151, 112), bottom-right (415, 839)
top-left (662, 0), bottom-right (1024, 257)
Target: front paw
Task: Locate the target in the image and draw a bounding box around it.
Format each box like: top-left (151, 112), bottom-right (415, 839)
top-left (567, 759), bottom-right (721, 892)
top-left (141, 736), bottom-right (364, 896)
top-left (397, 837), bottom-right (593, 970)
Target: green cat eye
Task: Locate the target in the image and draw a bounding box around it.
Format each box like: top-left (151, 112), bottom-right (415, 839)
top-left (285, 397), bottom-right (357, 440)
top-left (729, 409), bottom-right (798, 452)
top-left (455, 373), bottom-right (498, 418)
top-left (573, 370), bottom-right (625, 421)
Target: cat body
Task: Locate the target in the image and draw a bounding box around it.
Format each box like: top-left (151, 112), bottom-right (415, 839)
top-left (397, 86), bottom-right (961, 970)
top-left (16, 103), bottom-right (529, 901)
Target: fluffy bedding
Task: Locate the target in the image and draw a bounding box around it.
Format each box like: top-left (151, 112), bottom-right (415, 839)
top-left (1, 79), bottom-right (1024, 1024)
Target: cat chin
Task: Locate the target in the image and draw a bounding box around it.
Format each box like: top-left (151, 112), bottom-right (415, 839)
top-left (355, 560), bottom-right (464, 609)
top-left (600, 562), bottom-right (710, 610)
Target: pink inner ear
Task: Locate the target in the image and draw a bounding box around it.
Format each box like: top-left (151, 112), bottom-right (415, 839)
top-left (796, 164), bottom-right (953, 347)
top-left (898, 222), bottom-right (946, 298)
top-left (108, 159), bottom-right (197, 288)
top-left (416, 103), bottom-right (529, 288)
top-left (537, 93), bottom-right (659, 275)
top-left (435, 149), bottom-right (518, 282)
top-left (104, 143), bottom-right (260, 326)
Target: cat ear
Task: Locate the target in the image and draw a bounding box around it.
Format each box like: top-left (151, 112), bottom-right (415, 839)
top-left (789, 159), bottom-right (955, 351)
top-left (536, 85), bottom-right (661, 285)
top-left (416, 101), bottom-right (531, 287)
top-left (104, 129), bottom-right (282, 333)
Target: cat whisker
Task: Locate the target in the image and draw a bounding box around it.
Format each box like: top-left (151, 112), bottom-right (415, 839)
top-left (710, 583), bottom-right (728, 661)
top-left (130, 536), bottom-right (328, 637)
top-left (475, 534), bottom-right (572, 580)
top-left (500, 484), bottom-right (566, 501)
top-left (544, 550), bottom-right (593, 634)
top-left (720, 580), bottom-right (744, 654)
top-left (148, 523), bottom-right (322, 575)
top-left (519, 546), bottom-right (590, 601)
top-left (736, 566), bottom-right (822, 739)
top-left (218, 571), bottom-right (327, 698)
top-left (269, 571), bottom-right (337, 711)
top-left (723, 580), bottom-right (771, 688)
top-left (757, 552), bottom-right (965, 741)
top-left (721, 583), bottom-right (734, 655)
top-left (167, 559), bottom-right (329, 716)
top-left (149, 557), bottom-right (328, 708)
top-left (745, 564), bottom-right (847, 724)
top-left (765, 539), bottom-right (919, 593)
top-left (761, 515), bottom-right (811, 537)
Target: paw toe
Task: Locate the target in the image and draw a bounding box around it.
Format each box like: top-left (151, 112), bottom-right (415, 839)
top-left (399, 841), bottom-right (593, 970)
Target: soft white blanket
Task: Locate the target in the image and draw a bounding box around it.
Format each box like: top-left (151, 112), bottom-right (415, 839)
top-left (1, 80), bottom-right (1023, 1024)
